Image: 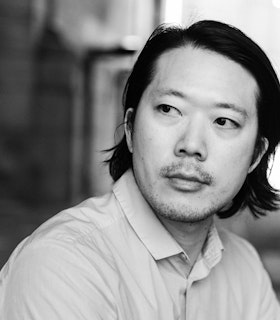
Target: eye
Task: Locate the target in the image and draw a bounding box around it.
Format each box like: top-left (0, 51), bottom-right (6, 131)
top-left (215, 117), bottom-right (240, 129)
top-left (160, 104), bottom-right (172, 113)
top-left (157, 104), bottom-right (181, 116)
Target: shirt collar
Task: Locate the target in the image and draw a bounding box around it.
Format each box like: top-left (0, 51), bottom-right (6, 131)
top-left (113, 169), bottom-right (183, 260)
top-left (201, 222), bottom-right (224, 269)
top-left (113, 169), bottom-right (224, 264)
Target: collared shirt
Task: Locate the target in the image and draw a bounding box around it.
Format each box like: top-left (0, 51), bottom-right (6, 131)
top-left (0, 169), bottom-right (279, 320)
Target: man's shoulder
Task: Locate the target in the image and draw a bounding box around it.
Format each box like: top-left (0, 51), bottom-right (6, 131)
top-left (0, 192), bottom-right (124, 284)
top-left (0, 193), bottom-right (122, 318)
top-left (218, 227), bottom-right (260, 258)
top-left (217, 227), bottom-right (264, 273)
top-left (29, 191), bottom-right (123, 244)
top-left (3, 191), bottom-right (125, 269)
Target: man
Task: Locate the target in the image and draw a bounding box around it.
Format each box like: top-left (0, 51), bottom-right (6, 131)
top-left (1, 20), bottom-right (280, 320)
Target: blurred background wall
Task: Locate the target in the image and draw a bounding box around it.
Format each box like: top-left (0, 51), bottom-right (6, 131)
top-left (0, 0), bottom-right (279, 298)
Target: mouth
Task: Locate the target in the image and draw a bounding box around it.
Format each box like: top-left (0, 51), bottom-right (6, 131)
top-left (166, 172), bottom-right (210, 192)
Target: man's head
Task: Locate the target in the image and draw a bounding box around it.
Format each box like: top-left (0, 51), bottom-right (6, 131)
top-left (108, 20), bottom-right (280, 219)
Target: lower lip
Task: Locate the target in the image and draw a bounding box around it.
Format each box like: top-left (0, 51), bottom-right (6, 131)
top-left (168, 177), bottom-right (205, 192)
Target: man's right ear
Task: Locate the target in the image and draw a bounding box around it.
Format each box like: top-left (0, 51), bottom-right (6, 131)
top-left (124, 108), bottom-right (134, 153)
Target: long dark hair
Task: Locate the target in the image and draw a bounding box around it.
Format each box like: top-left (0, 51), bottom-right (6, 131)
top-left (106, 20), bottom-right (280, 218)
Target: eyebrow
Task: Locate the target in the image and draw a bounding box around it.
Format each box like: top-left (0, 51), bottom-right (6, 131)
top-left (155, 88), bottom-right (187, 99)
top-left (155, 88), bottom-right (249, 119)
top-left (215, 102), bottom-right (249, 119)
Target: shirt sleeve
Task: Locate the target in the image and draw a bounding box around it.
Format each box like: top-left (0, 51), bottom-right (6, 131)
top-left (1, 240), bottom-right (117, 320)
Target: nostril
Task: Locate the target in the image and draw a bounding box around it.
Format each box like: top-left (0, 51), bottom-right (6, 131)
top-left (176, 139), bottom-right (207, 161)
top-left (178, 148), bottom-right (203, 160)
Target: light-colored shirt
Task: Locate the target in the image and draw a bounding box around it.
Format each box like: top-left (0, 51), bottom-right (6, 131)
top-left (0, 169), bottom-right (279, 320)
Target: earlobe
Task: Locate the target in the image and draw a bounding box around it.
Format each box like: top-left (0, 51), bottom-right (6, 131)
top-left (248, 137), bottom-right (269, 173)
top-left (124, 108), bottom-right (134, 153)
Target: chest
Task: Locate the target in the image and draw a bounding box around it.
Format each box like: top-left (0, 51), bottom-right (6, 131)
top-left (106, 254), bottom-right (257, 320)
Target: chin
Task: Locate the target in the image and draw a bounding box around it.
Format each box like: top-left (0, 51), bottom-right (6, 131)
top-left (163, 213), bottom-right (214, 224)
top-left (151, 200), bottom-right (217, 224)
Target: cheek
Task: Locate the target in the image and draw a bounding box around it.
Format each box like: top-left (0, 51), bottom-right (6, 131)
top-left (237, 137), bottom-right (257, 168)
top-left (132, 126), bottom-right (156, 166)
top-left (229, 129), bottom-right (258, 164)
top-left (132, 122), bottom-right (169, 173)
top-left (216, 140), bottom-right (256, 188)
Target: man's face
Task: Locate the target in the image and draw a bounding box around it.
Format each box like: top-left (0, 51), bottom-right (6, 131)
top-left (125, 46), bottom-right (265, 223)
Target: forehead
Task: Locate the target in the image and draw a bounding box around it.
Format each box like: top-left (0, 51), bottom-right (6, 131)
top-left (145, 46), bottom-right (259, 115)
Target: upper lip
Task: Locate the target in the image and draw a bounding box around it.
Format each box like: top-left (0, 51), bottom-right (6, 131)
top-left (167, 172), bottom-right (209, 185)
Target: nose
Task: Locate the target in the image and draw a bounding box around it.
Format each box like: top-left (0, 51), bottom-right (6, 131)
top-left (174, 116), bottom-right (208, 161)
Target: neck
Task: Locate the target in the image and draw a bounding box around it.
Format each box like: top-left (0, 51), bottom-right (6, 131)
top-left (157, 215), bottom-right (214, 266)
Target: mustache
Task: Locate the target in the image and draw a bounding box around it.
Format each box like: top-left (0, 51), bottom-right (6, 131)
top-left (159, 162), bottom-right (213, 185)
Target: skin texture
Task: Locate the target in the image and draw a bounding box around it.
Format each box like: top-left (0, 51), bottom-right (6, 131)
top-left (125, 46), bottom-right (267, 258)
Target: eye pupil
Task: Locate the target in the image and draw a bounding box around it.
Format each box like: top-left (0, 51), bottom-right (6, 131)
top-left (217, 118), bottom-right (227, 126)
top-left (161, 105), bottom-right (171, 113)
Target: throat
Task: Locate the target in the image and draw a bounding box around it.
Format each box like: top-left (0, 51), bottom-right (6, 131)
top-left (158, 215), bottom-right (214, 266)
